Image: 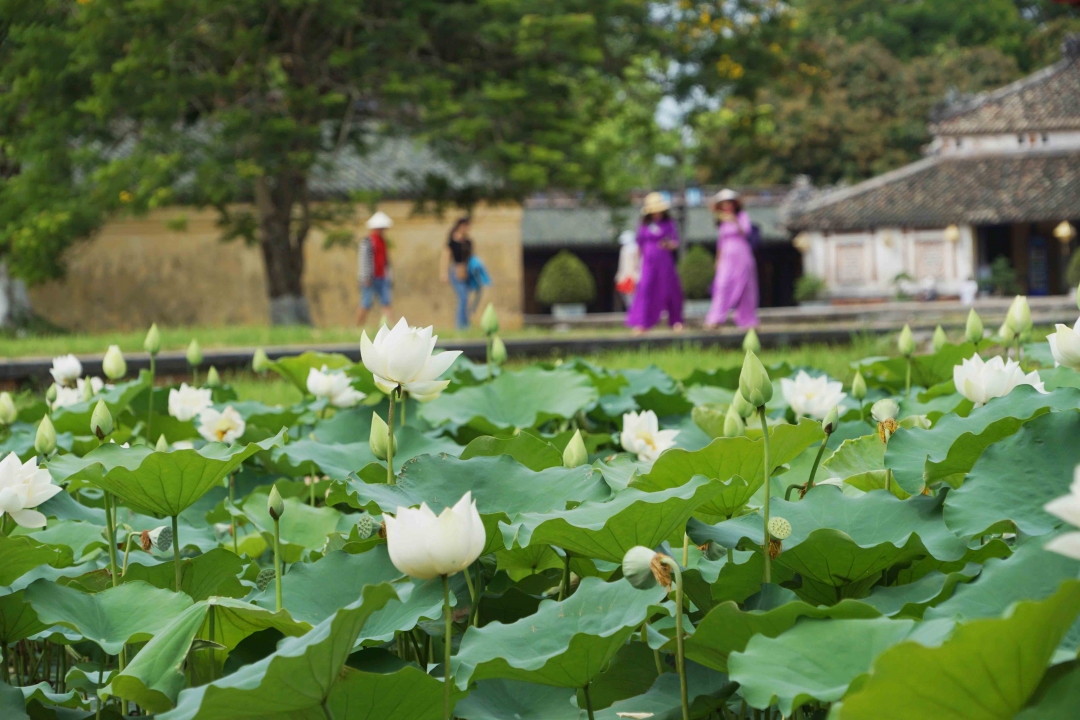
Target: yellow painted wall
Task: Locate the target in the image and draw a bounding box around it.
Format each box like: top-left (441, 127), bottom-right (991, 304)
top-left (29, 201), bottom-right (524, 332)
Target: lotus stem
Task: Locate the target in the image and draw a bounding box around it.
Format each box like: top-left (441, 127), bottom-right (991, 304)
top-left (146, 356), bottom-right (156, 440)
top-left (273, 515), bottom-right (283, 612)
top-left (462, 564), bottom-right (477, 626)
top-left (401, 394), bottom-right (407, 427)
top-left (386, 388), bottom-right (397, 485)
top-left (120, 532), bottom-right (134, 576)
top-left (904, 357), bottom-right (912, 397)
top-left (682, 533), bottom-right (690, 566)
top-left (172, 515), bottom-right (182, 593)
top-left (486, 337), bottom-right (493, 381)
top-left (559, 549), bottom-right (572, 601)
top-left (758, 407), bottom-right (772, 585)
top-left (229, 475), bottom-right (238, 554)
top-left (321, 699), bottom-right (335, 720)
top-left (583, 682), bottom-right (596, 720)
top-left (659, 556), bottom-right (690, 720)
top-left (442, 574), bottom-right (453, 720)
top-left (104, 493), bottom-right (119, 588)
top-left (805, 435), bottom-right (830, 492)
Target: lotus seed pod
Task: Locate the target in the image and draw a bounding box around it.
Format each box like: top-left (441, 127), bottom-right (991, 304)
top-left (932, 325), bottom-right (947, 353)
top-left (35, 415), bottom-right (57, 456)
top-left (821, 405), bottom-right (839, 435)
top-left (0, 392), bottom-right (16, 425)
top-left (91, 400), bottom-right (113, 440)
top-left (480, 303), bottom-right (499, 335)
top-left (965, 309), bottom-right (984, 344)
top-left (622, 546), bottom-right (660, 590)
top-left (45, 384), bottom-right (58, 404)
top-left (148, 525), bottom-right (173, 552)
top-left (871, 398), bottom-right (899, 423)
top-left (357, 514), bottom-right (375, 540)
top-left (850, 370), bottom-right (867, 401)
top-left (732, 390), bottom-right (756, 419)
top-left (738, 351), bottom-right (772, 408)
top-left (768, 516), bottom-right (792, 540)
top-left (742, 328), bottom-right (761, 354)
top-left (267, 485), bottom-right (284, 521)
top-left (206, 366), bottom-right (221, 388)
top-left (256, 567), bottom-right (275, 592)
top-left (186, 339), bottom-right (203, 368)
top-left (369, 411), bottom-right (395, 461)
top-left (143, 323), bottom-right (162, 355)
top-left (102, 345), bottom-right (127, 380)
top-left (723, 405), bottom-right (745, 437)
top-left (490, 336), bottom-right (507, 366)
top-left (155, 434), bottom-right (169, 452)
top-left (252, 348), bottom-right (271, 373)
top-left (897, 324), bottom-right (915, 356)
top-left (562, 429), bottom-right (588, 468)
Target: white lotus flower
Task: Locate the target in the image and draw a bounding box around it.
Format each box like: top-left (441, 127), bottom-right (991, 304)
top-left (51, 377), bottom-right (106, 410)
top-left (50, 354), bottom-right (82, 386)
top-left (169, 383), bottom-right (214, 422)
top-left (1048, 317), bottom-right (1080, 371)
top-left (1044, 467), bottom-right (1080, 559)
top-left (197, 406), bottom-right (246, 444)
top-left (779, 370), bottom-right (846, 420)
top-left (384, 492), bottom-right (486, 580)
top-left (306, 366), bottom-right (366, 408)
top-left (953, 354), bottom-right (1045, 407)
top-left (621, 410), bottom-right (679, 463)
top-left (360, 318), bottom-right (462, 401)
top-left (0, 452), bottom-right (62, 529)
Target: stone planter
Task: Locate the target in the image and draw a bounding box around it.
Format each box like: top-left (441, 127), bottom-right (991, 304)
top-left (551, 303), bottom-right (588, 319)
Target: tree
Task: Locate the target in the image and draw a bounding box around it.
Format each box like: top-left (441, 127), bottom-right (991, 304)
top-left (0, 0), bottom-right (659, 325)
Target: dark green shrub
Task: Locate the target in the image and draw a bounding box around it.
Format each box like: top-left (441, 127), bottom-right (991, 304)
top-left (794, 273), bottom-right (826, 303)
top-left (677, 245), bottom-right (716, 300)
top-left (535, 250), bottom-right (597, 306)
top-left (987, 256), bottom-right (1019, 296)
top-left (1067, 250), bottom-right (1080, 289)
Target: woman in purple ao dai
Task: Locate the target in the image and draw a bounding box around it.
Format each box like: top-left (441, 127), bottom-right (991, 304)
top-left (625, 192), bottom-right (684, 333)
top-left (705, 188), bottom-right (759, 329)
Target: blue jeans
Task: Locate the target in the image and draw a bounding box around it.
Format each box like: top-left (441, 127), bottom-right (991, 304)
top-left (449, 270), bottom-right (471, 329)
top-left (360, 276), bottom-right (392, 309)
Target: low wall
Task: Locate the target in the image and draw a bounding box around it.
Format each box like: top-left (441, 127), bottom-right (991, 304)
top-left (29, 201), bottom-right (524, 332)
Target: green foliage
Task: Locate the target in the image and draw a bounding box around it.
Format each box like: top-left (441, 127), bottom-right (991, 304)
top-left (677, 245), bottom-right (715, 300)
top-left (986, 256), bottom-right (1021, 296)
top-left (794, 273), bottom-right (826, 303)
top-left (1067, 249), bottom-right (1080, 289)
top-left (535, 250), bottom-right (597, 306)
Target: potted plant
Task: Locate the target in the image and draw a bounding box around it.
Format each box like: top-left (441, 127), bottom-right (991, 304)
top-left (536, 250), bottom-right (597, 318)
top-left (677, 245), bottom-right (715, 317)
top-left (794, 273), bottom-right (828, 306)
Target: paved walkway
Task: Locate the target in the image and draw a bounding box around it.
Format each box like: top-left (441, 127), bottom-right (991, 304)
top-left (2, 295), bottom-right (1076, 384)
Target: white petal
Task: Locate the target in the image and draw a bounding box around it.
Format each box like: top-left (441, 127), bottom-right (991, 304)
top-left (1044, 532), bottom-right (1080, 560)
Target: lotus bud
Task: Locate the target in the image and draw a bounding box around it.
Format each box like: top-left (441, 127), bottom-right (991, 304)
top-left (1006, 295), bottom-right (1031, 336)
top-left (767, 516), bottom-right (791, 559)
top-left (742, 328), bottom-right (761, 354)
top-left (206, 366), bottom-right (221, 388)
top-left (738, 351), bottom-right (772, 409)
top-left (622, 546), bottom-right (667, 590)
top-left (186, 339), bottom-right (203, 368)
top-left (897, 324), bottom-right (915, 357)
top-left (102, 345), bottom-right (127, 380)
top-left (821, 405), bottom-right (839, 435)
top-left (267, 485), bottom-right (284, 521)
top-left (369, 411), bottom-right (395, 461)
top-left (81, 379), bottom-right (94, 402)
top-left (871, 398), bottom-right (899, 423)
top-left (155, 434), bottom-right (169, 452)
top-left (0, 392), bottom-right (16, 425)
top-left (252, 348), bottom-right (271, 373)
top-left (357, 514), bottom-right (375, 540)
top-left (999, 320), bottom-right (1015, 345)
top-left (143, 323), bottom-right (162, 355)
top-left (932, 325), bottom-right (948, 352)
top-left (256, 567), bottom-right (275, 592)
top-left (45, 384), bottom-right (58, 405)
top-left (562, 429), bottom-right (588, 468)
top-left (91, 400), bottom-right (114, 440)
top-left (490, 336), bottom-right (507, 366)
top-left (851, 370), bottom-right (867, 401)
top-left (723, 405), bottom-right (745, 437)
top-left (732, 390), bottom-right (756, 419)
top-left (35, 415), bottom-right (57, 456)
top-left (480, 303), bottom-right (499, 335)
top-left (965, 309), bottom-right (984, 344)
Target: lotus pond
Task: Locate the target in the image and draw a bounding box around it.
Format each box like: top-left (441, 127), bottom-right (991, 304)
top-left (3, 308), bottom-right (1080, 720)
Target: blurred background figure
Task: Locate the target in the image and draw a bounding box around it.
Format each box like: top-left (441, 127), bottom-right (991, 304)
top-left (614, 230), bottom-right (640, 311)
top-left (357, 211), bottom-right (394, 326)
top-left (705, 189), bottom-right (759, 329)
top-left (626, 192), bottom-right (684, 334)
top-left (441, 216), bottom-right (479, 329)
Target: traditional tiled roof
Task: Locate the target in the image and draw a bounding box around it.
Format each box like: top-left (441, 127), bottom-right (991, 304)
top-left (928, 53), bottom-right (1080, 135)
top-left (784, 149), bottom-right (1080, 232)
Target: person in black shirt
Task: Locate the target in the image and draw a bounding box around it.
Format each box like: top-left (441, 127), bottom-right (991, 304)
top-left (440, 217), bottom-right (475, 329)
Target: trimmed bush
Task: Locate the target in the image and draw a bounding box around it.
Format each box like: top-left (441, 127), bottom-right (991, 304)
top-left (536, 250), bottom-right (597, 306)
top-left (794, 273), bottom-right (826, 303)
top-left (678, 245), bottom-right (716, 300)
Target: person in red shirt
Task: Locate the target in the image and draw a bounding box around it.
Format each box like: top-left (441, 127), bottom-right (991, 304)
top-left (357, 211), bottom-right (394, 326)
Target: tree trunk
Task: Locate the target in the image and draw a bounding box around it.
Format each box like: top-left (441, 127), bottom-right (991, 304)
top-left (255, 173), bottom-right (313, 326)
top-left (0, 262), bottom-right (32, 330)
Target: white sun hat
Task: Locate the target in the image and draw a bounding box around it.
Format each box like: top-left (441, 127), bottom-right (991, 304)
top-left (366, 211), bottom-right (393, 230)
top-left (712, 188), bottom-right (739, 205)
